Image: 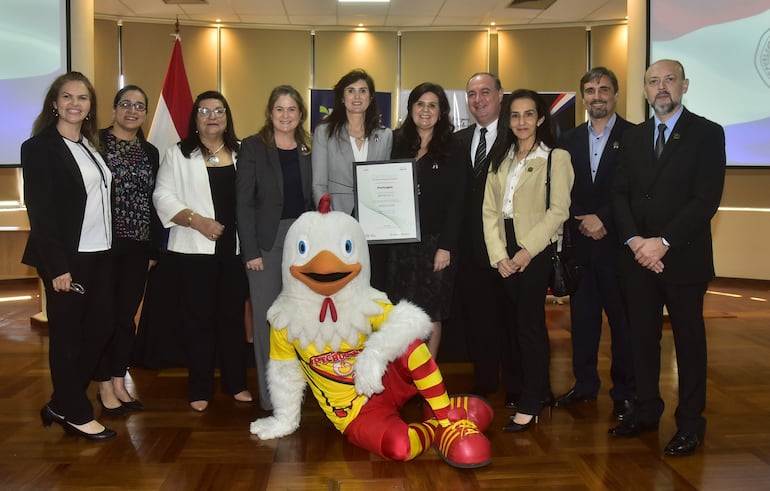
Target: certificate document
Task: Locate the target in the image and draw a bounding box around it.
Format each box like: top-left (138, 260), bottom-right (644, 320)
top-left (353, 159), bottom-right (421, 244)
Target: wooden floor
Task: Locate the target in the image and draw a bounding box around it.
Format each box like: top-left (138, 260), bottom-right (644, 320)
top-left (1, 278), bottom-right (769, 490)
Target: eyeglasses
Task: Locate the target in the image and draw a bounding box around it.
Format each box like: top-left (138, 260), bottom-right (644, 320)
top-left (117, 100), bottom-right (147, 112)
top-left (197, 107), bottom-right (227, 117)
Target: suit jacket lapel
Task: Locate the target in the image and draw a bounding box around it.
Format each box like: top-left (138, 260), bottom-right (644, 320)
top-left (338, 125), bottom-right (356, 166)
top-left (47, 129), bottom-right (88, 196)
top-left (265, 144), bottom-right (284, 200)
top-left (298, 150), bottom-right (312, 203)
top-left (645, 109), bottom-right (693, 190)
top-left (573, 124), bottom-right (593, 189)
top-left (593, 122), bottom-right (622, 186)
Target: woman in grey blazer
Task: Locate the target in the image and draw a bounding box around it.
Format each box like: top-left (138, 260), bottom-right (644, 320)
top-left (311, 69), bottom-right (392, 214)
top-left (236, 86), bottom-right (314, 411)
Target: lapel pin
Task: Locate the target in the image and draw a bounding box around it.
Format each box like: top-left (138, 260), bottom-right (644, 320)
top-left (673, 133), bottom-right (681, 140)
top-left (612, 141), bottom-right (620, 149)
top-left (527, 167), bottom-right (533, 172)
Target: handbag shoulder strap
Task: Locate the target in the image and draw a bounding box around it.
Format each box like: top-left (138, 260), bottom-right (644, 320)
top-left (545, 149), bottom-right (553, 211)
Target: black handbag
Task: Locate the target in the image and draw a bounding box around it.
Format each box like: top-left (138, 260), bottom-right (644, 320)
top-left (545, 151), bottom-right (581, 297)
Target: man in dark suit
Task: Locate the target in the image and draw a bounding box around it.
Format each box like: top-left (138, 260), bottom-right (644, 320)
top-left (555, 67), bottom-right (635, 421)
top-left (609, 59), bottom-right (726, 456)
top-left (452, 72), bottom-right (519, 406)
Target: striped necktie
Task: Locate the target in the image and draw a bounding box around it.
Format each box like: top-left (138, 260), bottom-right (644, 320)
top-left (474, 127), bottom-right (487, 168)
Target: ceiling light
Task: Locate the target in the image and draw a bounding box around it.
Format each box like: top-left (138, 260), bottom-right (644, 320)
top-left (339, 0), bottom-right (390, 3)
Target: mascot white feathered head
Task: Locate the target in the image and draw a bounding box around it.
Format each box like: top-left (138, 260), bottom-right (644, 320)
top-left (269, 194), bottom-right (387, 351)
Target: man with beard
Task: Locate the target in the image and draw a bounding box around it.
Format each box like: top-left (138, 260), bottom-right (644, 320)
top-left (609, 59), bottom-right (725, 456)
top-left (555, 67), bottom-right (635, 421)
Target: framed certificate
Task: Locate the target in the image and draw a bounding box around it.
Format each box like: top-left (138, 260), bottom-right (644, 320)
top-left (353, 159), bottom-right (421, 244)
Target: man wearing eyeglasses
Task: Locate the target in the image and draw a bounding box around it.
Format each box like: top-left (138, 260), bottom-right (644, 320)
top-left (610, 59), bottom-right (726, 456)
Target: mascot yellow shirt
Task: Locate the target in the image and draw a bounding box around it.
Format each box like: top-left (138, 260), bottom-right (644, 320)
top-left (269, 302), bottom-right (393, 432)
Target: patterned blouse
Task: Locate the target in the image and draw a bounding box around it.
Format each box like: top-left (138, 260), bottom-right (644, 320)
top-left (102, 132), bottom-right (155, 242)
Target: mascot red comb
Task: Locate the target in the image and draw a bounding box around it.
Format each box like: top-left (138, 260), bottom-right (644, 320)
top-left (249, 195), bottom-right (493, 468)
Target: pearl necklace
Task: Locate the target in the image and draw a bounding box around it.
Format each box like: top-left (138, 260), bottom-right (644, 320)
top-left (205, 143), bottom-right (225, 165)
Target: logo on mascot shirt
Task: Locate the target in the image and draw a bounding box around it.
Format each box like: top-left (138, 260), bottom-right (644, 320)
top-left (309, 349), bottom-right (362, 383)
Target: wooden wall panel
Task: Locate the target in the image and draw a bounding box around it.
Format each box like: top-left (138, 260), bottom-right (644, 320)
top-left (221, 29), bottom-right (310, 137)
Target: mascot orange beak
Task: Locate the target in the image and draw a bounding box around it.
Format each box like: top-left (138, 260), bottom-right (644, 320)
top-left (290, 250), bottom-right (361, 297)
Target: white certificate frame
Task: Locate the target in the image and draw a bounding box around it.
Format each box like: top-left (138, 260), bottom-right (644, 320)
top-left (353, 158), bottom-right (421, 244)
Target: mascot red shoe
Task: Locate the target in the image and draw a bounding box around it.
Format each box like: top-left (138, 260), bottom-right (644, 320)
top-left (249, 195), bottom-right (493, 468)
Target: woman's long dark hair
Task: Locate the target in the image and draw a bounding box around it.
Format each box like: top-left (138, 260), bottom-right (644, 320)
top-left (491, 89), bottom-right (557, 173)
top-left (257, 85), bottom-right (311, 155)
top-left (180, 90), bottom-right (239, 158)
top-left (32, 71), bottom-right (100, 150)
top-left (321, 69), bottom-right (381, 139)
top-left (110, 84), bottom-right (149, 140)
top-left (397, 82), bottom-right (454, 161)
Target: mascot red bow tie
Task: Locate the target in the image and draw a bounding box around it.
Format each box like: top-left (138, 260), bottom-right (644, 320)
top-left (249, 195), bottom-right (493, 468)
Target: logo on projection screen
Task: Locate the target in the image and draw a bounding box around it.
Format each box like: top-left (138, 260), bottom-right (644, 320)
top-left (757, 29), bottom-right (770, 88)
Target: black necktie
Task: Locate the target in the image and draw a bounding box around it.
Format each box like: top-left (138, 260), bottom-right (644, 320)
top-left (655, 123), bottom-right (667, 159)
top-left (474, 127), bottom-right (487, 168)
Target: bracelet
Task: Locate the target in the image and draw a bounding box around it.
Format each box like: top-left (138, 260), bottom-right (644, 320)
top-left (187, 211), bottom-right (195, 226)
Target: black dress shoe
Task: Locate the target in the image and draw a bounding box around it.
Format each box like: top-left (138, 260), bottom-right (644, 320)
top-left (553, 388), bottom-right (597, 408)
top-left (40, 404), bottom-right (65, 428)
top-left (503, 413), bottom-right (538, 432)
top-left (97, 392), bottom-right (126, 416)
top-left (63, 422), bottom-right (117, 441)
top-left (119, 399), bottom-right (144, 411)
top-left (664, 431), bottom-right (702, 456)
top-left (613, 399), bottom-right (634, 421)
top-left (608, 420), bottom-right (658, 438)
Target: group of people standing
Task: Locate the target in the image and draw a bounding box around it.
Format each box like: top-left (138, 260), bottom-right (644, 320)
top-left (455, 60), bottom-right (725, 457)
top-left (23, 58), bottom-right (724, 458)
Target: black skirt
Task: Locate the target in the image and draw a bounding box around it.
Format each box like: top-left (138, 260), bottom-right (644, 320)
top-left (383, 233), bottom-right (456, 322)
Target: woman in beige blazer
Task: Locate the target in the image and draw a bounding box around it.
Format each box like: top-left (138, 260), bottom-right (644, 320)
top-left (482, 89), bottom-right (574, 432)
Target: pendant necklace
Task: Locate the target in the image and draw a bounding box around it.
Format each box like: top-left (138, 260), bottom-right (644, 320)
top-left (206, 143), bottom-right (225, 165)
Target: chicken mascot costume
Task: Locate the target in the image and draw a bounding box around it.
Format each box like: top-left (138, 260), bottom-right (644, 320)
top-left (249, 195), bottom-right (493, 468)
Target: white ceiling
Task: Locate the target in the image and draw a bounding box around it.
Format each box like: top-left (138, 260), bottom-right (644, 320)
top-left (93, 0), bottom-right (628, 29)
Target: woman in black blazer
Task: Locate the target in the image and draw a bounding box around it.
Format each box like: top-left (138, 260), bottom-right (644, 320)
top-left (236, 85), bottom-right (314, 411)
top-left (22, 72), bottom-right (116, 440)
top-left (385, 82), bottom-right (465, 359)
top-left (93, 85), bottom-right (161, 415)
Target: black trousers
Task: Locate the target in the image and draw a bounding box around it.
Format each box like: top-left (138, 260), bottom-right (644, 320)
top-left (568, 247), bottom-right (634, 400)
top-left (167, 252), bottom-right (248, 402)
top-left (620, 266), bottom-right (708, 436)
top-left (44, 250), bottom-right (115, 425)
top-left (94, 239), bottom-right (151, 381)
top-left (455, 255), bottom-right (520, 397)
top-left (500, 247), bottom-right (551, 416)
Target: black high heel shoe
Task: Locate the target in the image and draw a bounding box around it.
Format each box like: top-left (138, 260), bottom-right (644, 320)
top-left (503, 412), bottom-right (539, 432)
top-left (97, 392), bottom-right (126, 416)
top-left (541, 394), bottom-right (555, 417)
top-left (62, 421), bottom-right (117, 441)
top-left (41, 404), bottom-right (117, 441)
top-left (40, 404), bottom-right (65, 428)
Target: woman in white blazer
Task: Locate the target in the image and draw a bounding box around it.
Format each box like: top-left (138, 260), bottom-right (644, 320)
top-left (153, 91), bottom-right (251, 412)
top-left (482, 89), bottom-right (574, 432)
top-left (311, 69), bottom-right (393, 214)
